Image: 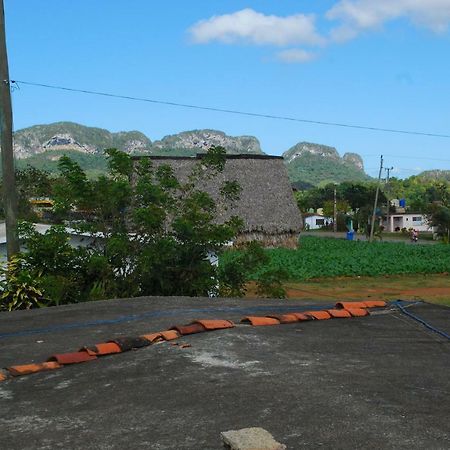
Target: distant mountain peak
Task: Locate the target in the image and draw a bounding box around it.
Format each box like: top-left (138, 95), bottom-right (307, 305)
top-left (343, 152), bottom-right (364, 171)
top-left (152, 129), bottom-right (263, 154)
top-left (284, 142), bottom-right (340, 163)
top-left (13, 122), bottom-right (152, 159)
top-left (282, 141), bottom-right (369, 185)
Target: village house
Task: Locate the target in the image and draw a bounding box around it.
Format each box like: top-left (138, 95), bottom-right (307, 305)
top-left (303, 213), bottom-right (333, 230)
top-left (381, 212), bottom-right (432, 233)
top-left (132, 154), bottom-right (303, 248)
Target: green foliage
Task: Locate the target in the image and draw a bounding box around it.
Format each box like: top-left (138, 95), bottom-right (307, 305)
top-left (0, 256), bottom-right (45, 311)
top-left (285, 150), bottom-right (370, 187)
top-left (15, 150), bottom-right (108, 179)
top-left (231, 236), bottom-right (450, 281)
top-left (218, 241), bottom-right (287, 298)
top-left (11, 146), bottom-right (276, 307)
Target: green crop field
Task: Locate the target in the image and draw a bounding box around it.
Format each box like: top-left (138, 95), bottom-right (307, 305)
top-left (227, 236), bottom-right (450, 281)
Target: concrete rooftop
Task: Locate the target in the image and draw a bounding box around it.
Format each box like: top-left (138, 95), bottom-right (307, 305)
top-left (0, 297), bottom-right (449, 449)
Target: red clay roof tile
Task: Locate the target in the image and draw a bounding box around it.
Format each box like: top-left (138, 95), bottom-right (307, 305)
top-left (363, 300), bottom-right (387, 308)
top-left (7, 361), bottom-right (61, 376)
top-left (93, 342), bottom-right (122, 355)
top-left (346, 308), bottom-right (370, 317)
top-left (327, 309), bottom-right (352, 318)
top-left (241, 316), bottom-right (281, 326)
top-left (170, 323), bottom-right (206, 335)
top-left (267, 314), bottom-right (299, 324)
top-left (193, 319), bottom-right (235, 330)
top-left (160, 330), bottom-right (180, 341)
top-left (290, 312), bottom-right (311, 321)
top-left (48, 351), bottom-right (97, 365)
top-left (336, 301), bottom-right (367, 309)
top-left (304, 310), bottom-right (332, 320)
top-left (110, 337), bottom-right (151, 352)
top-left (141, 333), bottom-right (163, 343)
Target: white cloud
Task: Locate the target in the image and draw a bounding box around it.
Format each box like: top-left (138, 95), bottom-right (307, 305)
top-left (189, 8), bottom-right (324, 46)
top-left (327, 0), bottom-right (450, 41)
top-left (277, 48), bottom-right (317, 63)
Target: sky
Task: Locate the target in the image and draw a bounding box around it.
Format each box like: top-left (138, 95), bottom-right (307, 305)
top-left (5, 0), bottom-right (450, 178)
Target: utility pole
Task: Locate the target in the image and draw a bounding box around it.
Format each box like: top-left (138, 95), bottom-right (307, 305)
top-left (385, 166), bottom-right (393, 233)
top-left (369, 155), bottom-right (383, 242)
top-left (0, 0), bottom-right (19, 259)
top-left (333, 184), bottom-right (337, 233)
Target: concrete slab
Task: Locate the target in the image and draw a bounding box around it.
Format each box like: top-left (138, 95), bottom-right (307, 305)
top-left (221, 427), bottom-right (286, 450)
top-left (0, 297), bottom-right (449, 449)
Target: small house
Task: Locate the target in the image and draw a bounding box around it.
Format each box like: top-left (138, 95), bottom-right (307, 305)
top-left (382, 213), bottom-right (432, 232)
top-left (304, 214), bottom-right (333, 230)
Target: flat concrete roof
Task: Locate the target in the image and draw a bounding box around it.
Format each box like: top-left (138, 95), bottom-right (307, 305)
top-left (0, 297), bottom-right (449, 449)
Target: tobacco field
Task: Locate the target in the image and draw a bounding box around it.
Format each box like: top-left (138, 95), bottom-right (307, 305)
top-left (234, 236), bottom-right (450, 281)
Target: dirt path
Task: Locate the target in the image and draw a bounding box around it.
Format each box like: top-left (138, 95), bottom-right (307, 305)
top-left (247, 273), bottom-right (450, 305)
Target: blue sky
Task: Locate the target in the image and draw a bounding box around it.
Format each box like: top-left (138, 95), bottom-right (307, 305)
top-left (5, 0), bottom-right (450, 178)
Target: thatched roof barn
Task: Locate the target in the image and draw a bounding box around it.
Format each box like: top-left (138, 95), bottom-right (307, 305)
top-left (132, 154), bottom-right (303, 248)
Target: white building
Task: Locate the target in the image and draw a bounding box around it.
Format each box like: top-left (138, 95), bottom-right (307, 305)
top-left (382, 213), bottom-right (432, 232)
top-left (304, 214), bottom-right (333, 230)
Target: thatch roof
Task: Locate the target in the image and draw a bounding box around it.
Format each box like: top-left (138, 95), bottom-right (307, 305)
top-left (133, 154), bottom-right (303, 235)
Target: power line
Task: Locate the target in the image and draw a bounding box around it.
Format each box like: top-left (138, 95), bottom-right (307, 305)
top-left (11, 79), bottom-right (450, 139)
top-left (363, 153), bottom-right (450, 162)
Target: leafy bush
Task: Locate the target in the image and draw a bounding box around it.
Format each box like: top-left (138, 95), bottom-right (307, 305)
top-left (10, 146), bottom-right (280, 307)
top-left (0, 256), bottom-right (46, 311)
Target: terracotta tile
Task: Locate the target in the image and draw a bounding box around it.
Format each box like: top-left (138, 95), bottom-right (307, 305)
top-left (160, 330), bottom-right (180, 341)
top-left (336, 301), bottom-right (368, 309)
top-left (83, 346), bottom-right (99, 356)
top-left (267, 314), bottom-right (299, 324)
top-left (327, 309), bottom-right (352, 318)
top-left (111, 337), bottom-right (151, 352)
top-left (291, 312), bottom-right (311, 321)
top-left (48, 351), bottom-right (97, 365)
top-left (193, 319), bottom-right (235, 330)
top-left (141, 333), bottom-right (163, 343)
top-left (170, 323), bottom-right (206, 335)
top-left (346, 308), bottom-right (370, 317)
top-left (363, 300), bottom-right (387, 308)
top-left (304, 310), bottom-right (332, 320)
top-left (8, 361), bottom-right (61, 376)
top-left (240, 316), bottom-right (281, 326)
top-left (94, 342), bottom-right (123, 355)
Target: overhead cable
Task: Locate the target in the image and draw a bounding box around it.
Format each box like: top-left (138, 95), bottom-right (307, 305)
top-left (11, 79), bottom-right (450, 139)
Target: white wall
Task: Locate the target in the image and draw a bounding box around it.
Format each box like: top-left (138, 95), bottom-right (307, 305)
top-left (382, 214), bottom-right (432, 232)
top-left (304, 215), bottom-right (333, 230)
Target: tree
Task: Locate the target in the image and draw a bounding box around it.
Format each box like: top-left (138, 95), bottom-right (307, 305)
top-left (426, 182), bottom-right (450, 242)
top-left (9, 147), bottom-right (283, 307)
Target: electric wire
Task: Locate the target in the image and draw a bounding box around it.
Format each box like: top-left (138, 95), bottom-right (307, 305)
top-left (393, 300), bottom-right (450, 341)
top-left (11, 79), bottom-right (450, 139)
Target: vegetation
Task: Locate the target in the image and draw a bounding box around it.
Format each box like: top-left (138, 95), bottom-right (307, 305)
top-left (14, 121), bottom-right (152, 154)
top-left (0, 256), bottom-right (45, 311)
top-left (296, 177), bottom-right (450, 240)
top-left (283, 143), bottom-right (370, 186)
top-left (229, 236), bottom-right (450, 282)
top-left (1, 147), bottom-right (283, 311)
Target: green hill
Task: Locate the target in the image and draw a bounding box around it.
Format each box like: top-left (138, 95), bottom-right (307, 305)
top-left (12, 122), bottom-right (374, 185)
top-left (416, 170), bottom-right (450, 182)
top-left (283, 142), bottom-right (370, 186)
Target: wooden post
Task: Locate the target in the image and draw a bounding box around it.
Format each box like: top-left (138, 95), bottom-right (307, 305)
top-left (0, 0), bottom-right (19, 258)
top-left (369, 155), bottom-right (383, 242)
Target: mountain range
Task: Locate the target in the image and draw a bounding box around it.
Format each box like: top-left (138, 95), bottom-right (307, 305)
top-left (13, 122), bottom-right (371, 185)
